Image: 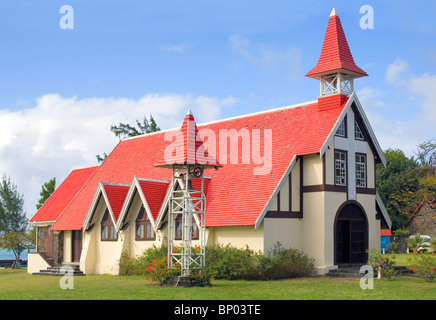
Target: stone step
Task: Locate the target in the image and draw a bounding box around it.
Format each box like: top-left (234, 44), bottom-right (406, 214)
top-left (33, 264), bottom-right (85, 276)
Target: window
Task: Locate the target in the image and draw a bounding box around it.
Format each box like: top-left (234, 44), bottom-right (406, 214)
top-left (355, 121), bottom-right (364, 140)
top-left (175, 215), bottom-right (199, 240)
top-left (135, 206), bottom-right (155, 240)
top-left (335, 150), bottom-right (347, 186)
top-left (355, 154), bottom-right (366, 188)
top-left (335, 118), bottom-right (346, 137)
top-left (101, 210), bottom-right (117, 241)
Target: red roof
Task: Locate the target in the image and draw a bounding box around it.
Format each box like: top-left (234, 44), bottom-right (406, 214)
top-left (155, 111), bottom-right (220, 168)
top-left (306, 9), bottom-right (367, 79)
top-left (381, 229), bottom-right (392, 237)
top-left (30, 166), bottom-right (98, 222)
top-left (137, 179), bottom-right (170, 219)
top-left (50, 95), bottom-right (348, 230)
top-left (102, 183), bottom-right (130, 221)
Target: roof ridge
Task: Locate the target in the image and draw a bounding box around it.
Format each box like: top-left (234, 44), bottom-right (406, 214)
top-left (120, 99), bottom-right (318, 142)
top-left (101, 182), bottom-right (131, 187)
top-left (136, 177), bottom-right (170, 184)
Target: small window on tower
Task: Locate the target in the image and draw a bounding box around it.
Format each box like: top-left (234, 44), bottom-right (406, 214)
top-left (335, 150), bottom-right (347, 186)
top-left (355, 121), bottom-right (364, 140)
top-left (335, 118), bottom-right (346, 137)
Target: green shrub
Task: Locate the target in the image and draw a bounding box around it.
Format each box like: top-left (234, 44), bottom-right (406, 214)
top-left (263, 243), bottom-right (316, 279)
top-left (118, 250), bottom-right (140, 276)
top-left (408, 253), bottom-right (436, 282)
top-left (367, 248), bottom-right (396, 279)
top-left (119, 242), bottom-right (317, 282)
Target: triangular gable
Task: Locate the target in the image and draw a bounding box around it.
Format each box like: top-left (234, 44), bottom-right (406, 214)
top-left (82, 182), bottom-right (130, 231)
top-left (319, 92), bottom-right (387, 167)
top-left (116, 176), bottom-right (170, 232)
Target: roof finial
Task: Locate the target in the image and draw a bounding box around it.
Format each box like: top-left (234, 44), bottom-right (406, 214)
top-left (186, 109), bottom-right (192, 116)
top-left (330, 8), bottom-right (338, 17)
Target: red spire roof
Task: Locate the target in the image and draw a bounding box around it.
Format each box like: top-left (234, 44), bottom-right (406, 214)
top-left (155, 110), bottom-right (220, 168)
top-left (306, 8), bottom-right (367, 79)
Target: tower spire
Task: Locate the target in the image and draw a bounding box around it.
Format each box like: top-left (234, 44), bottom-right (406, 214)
top-left (306, 8), bottom-right (367, 97)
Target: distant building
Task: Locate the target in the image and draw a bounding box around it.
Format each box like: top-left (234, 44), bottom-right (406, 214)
top-left (404, 198), bottom-right (436, 236)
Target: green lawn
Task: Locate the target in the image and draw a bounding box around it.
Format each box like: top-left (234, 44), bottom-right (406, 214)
top-left (0, 267), bottom-right (435, 300)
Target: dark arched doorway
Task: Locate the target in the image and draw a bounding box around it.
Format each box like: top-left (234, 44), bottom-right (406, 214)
top-left (334, 202), bottom-right (368, 265)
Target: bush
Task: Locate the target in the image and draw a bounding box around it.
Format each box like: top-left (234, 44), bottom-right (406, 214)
top-left (119, 243), bottom-right (317, 283)
top-left (367, 248), bottom-right (396, 279)
top-left (263, 243), bottom-right (316, 279)
top-left (408, 252), bottom-right (436, 282)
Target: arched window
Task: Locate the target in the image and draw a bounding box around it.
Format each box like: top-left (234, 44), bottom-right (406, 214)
top-left (101, 209), bottom-right (117, 241)
top-left (136, 206), bottom-right (155, 240)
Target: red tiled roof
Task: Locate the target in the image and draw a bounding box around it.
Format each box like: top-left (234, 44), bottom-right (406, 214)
top-left (137, 179), bottom-right (170, 219)
top-left (50, 95), bottom-right (348, 230)
top-left (306, 10), bottom-right (367, 79)
top-left (30, 166), bottom-right (98, 222)
top-left (102, 183), bottom-right (130, 221)
top-left (381, 229), bottom-right (392, 237)
top-left (155, 111), bottom-right (220, 168)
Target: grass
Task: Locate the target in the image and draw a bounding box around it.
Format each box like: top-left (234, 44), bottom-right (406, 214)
top-left (1, 267), bottom-right (435, 300)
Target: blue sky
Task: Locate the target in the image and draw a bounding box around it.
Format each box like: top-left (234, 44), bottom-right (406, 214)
top-left (0, 1), bottom-right (435, 217)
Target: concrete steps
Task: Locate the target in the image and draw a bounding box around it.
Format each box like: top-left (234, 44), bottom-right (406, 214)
top-left (33, 264), bottom-right (85, 276)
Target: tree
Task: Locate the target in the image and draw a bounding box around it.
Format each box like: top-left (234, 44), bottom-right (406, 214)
top-left (417, 138), bottom-right (435, 173)
top-left (416, 138), bottom-right (436, 198)
top-left (96, 115), bottom-right (161, 163)
top-left (376, 149), bottom-right (424, 230)
top-left (110, 115), bottom-right (160, 140)
top-left (0, 230), bottom-right (35, 263)
top-left (36, 177), bottom-right (56, 210)
top-left (0, 175), bottom-right (27, 234)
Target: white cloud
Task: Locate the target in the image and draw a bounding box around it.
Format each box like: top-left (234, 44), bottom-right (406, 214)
top-left (0, 93), bottom-right (237, 219)
top-left (228, 34), bottom-right (302, 78)
top-left (158, 42), bottom-right (197, 53)
top-left (385, 57), bottom-right (409, 85)
top-left (358, 58), bottom-right (436, 157)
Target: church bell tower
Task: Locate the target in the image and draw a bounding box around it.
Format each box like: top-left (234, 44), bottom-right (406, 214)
top-left (306, 8), bottom-right (367, 97)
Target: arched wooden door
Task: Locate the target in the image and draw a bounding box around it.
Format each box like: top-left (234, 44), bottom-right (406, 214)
top-left (334, 202), bottom-right (368, 265)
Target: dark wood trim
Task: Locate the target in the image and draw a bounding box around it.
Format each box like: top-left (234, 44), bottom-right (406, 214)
top-left (288, 170), bottom-right (292, 212)
top-left (265, 211), bottom-right (302, 218)
top-left (302, 184), bottom-right (375, 194)
top-left (300, 156), bottom-right (303, 219)
top-left (277, 187), bottom-right (281, 212)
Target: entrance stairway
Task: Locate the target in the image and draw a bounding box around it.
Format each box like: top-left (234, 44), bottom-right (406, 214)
top-left (33, 264), bottom-right (85, 276)
top-left (326, 264), bottom-right (414, 278)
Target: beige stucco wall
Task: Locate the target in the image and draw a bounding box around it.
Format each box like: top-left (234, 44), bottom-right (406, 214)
top-left (303, 154), bottom-right (323, 186)
top-left (80, 197), bottom-right (121, 275)
top-left (209, 224), bottom-right (264, 252)
top-left (63, 230), bottom-right (72, 264)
